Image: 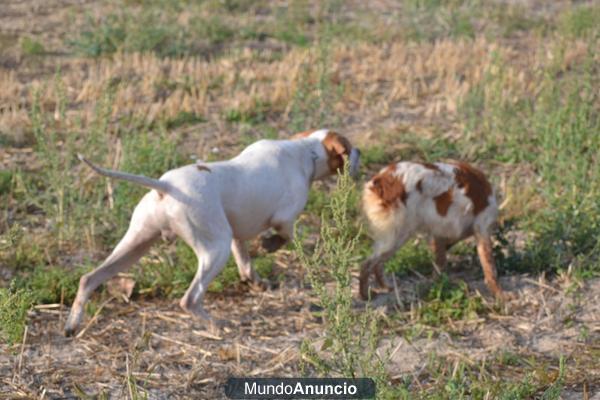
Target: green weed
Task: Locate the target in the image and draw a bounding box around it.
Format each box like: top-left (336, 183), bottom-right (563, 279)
top-left (557, 5), bottom-right (600, 39)
top-left (304, 188), bottom-right (329, 216)
top-left (360, 145), bottom-right (394, 167)
top-left (418, 354), bottom-right (569, 399)
top-left (14, 265), bottom-right (86, 305)
top-left (191, 15), bottom-right (234, 46)
top-left (403, 1), bottom-right (477, 42)
top-left (288, 31), bottom-right (341, 132)
top-left (460, 41), bottom-right (600, 279)
top-left (0, 282), bottom-right (33, 346)
top-left (0, 170), bottom-right (12, 194)
top-left (70, 11), bottom-right (189, 57)
top-left (295, 164), bottom-right (403, 398)
top-left (134, 241), bottom-right (195, 298)
top-left (224, 100), bottom-right (270, 125)
top-left (165, 111), bottom-right (205, 130)
top-left (490, 4), bottom-right (546, 37)
top-left (20, 36), bottom-right (45, 55)
top-left (384, 240), bottom-right (433, 277)
top-left (417, 275), bottom-right (484, 326)
top-left (29, 78), bottom-right (114, 249)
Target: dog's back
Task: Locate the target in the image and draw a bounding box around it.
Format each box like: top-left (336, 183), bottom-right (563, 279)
top-left (363, 161), bottom-right (497, 242)
top-left (359, 160), bottom-right (504, 301)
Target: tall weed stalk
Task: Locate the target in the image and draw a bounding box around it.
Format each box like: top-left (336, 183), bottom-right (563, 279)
top-left (294, 164), bottom-right (404, 398)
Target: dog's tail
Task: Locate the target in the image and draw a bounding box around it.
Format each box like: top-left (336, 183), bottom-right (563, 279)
top-left (78, 154), bottom-right (171, 194)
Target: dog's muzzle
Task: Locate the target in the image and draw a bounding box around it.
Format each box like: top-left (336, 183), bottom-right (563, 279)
top-left (349, 148), bottom-right (361, 178)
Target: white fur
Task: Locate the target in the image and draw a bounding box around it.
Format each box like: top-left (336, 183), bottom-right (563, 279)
top-left (65, 130), bottom-right (358, 336)
top-left (364, 162), bottom-right (496, 247)
top-left (360, 162), bottom-right (503, 300)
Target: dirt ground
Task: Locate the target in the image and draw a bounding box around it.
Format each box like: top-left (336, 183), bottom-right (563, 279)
top-left (1, 268), bottom-right (599, 398)
top-left (1, 0), bottom-right (599, 398)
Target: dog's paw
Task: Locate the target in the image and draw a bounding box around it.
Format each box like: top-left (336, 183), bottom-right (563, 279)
top-left (64, 327), bottom-right (76, 337)
top-left (495, 290), bottom-right (516, 302)
top-left (261, 234), bottom-right (287, 253)
top-left (187, 308), bottom-right (231, 333)
top-left (249, 278), bottom-right (272, 292)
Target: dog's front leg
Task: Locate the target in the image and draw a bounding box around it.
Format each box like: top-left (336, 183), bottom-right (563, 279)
top-left (261, 217), bottom-right (295, 253)
top-left (359, 249), bottom-right (396, 301)
top-left (360, 232), bottom-right (411, 301)
top-left (231, 239), bottom-right (269, 290)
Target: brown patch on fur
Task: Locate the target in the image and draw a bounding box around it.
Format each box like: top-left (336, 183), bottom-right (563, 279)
top-left (196, 164), bottom-right (211, 172)
top-left (476, 236), bottom-right (504, 298)
top-left (369, 167), bottom-right (407, 209)
top-left (434, 189), bottom-right (453, 216)
top-left (290, 129), bottom-right (316, 139)
top-left (322, 131), bottom-right (352, 173)
top-left (418, 162), bottom-right (439, 171)
top-left (453, 162), bottom-right (492, 215)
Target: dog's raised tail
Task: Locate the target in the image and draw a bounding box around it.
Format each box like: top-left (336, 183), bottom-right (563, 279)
top-left (78, 154), bottom-right (170, 194)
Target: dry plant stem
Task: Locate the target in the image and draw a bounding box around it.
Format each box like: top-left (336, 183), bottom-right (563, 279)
top-left (12, 326), bottom-right (28, 384)
top-left (75, 297), bottom-right (114, 339)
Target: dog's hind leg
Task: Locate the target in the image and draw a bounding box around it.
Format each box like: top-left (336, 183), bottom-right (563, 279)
top-left (476, 233), bottom-right (504, 299)
top-left (178, 224), bottom-right (232, 324)
top-left (430, 237), bottom-right (448, 275)
top-left (64, 196), bottom-right (161, 336)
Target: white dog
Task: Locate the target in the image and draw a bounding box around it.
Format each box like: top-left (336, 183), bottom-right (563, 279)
top-left (359, 161), bottom-right (505, 300)
top-left (64, 129), bottom-right (360, 336)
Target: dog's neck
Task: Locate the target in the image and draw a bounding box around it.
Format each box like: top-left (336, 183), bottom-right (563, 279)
top-left (308, 149), bottom-right (319, 181)
top-left (303, 139), bottom-right (331, 182)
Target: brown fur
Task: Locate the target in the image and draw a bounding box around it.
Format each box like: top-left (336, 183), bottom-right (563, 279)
top-left (291, 130), bottom-right (316, 139)
top-left (369, 167), bottom-right (407, 209)
top-left (196, 165), bottom-right (211, 172)
top-left (453, 162), bottom-right (492, 215)
top-left (476, 236), bottom-right (503, 297)
top-left (322, 131), bottom-right (352, 173)
top-left (434, 189), bottom-right (453, 216)
top-left (430, 237), bottom-right (448, 274)
top-left (360, 161), bottom-right (505, 301)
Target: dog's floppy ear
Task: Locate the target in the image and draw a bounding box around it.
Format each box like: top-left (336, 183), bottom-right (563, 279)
top-left (371, 176), bottom-right (385, 198)
top-left (322, 131), bottom-right (353, 173)
top-left (323, 131), bottom-right (351, 155)
top-left (370, 169), bottom-right (407, 208)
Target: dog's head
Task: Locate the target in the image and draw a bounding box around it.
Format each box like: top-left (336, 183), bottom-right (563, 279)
top-left (292, 129), bottom-right (360, 179)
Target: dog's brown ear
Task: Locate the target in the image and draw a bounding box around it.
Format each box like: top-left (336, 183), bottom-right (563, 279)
top-left (370, 170), bottom-right (407, 208)
top-left (323, 131), bottom-right (351, 155)
top-left (371, 176), bottom-right (384, 198)
top-left (323, 131), bottom-right (352, 173)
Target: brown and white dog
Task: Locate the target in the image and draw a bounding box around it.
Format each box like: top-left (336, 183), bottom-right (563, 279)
top-left (359, 161), bottom-right (504, 300)
top-left (64, 129), bottom-right (359, 336)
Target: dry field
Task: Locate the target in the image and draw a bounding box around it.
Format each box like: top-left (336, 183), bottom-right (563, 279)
top-left (0, 0), bottom-right (599, 398)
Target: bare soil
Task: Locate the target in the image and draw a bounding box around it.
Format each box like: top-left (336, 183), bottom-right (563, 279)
top-left (2, 268), bottom-right (599, 398)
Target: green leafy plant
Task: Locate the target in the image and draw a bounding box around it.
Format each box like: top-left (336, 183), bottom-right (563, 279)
top-left (0, 282), bottom-right (33, 346)
top-left (20, 36), bottom-right (45, 55)
top-left (295, 164), bottom-right (403, 398)
top-left (418, 275), bottom-right (484, 326)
